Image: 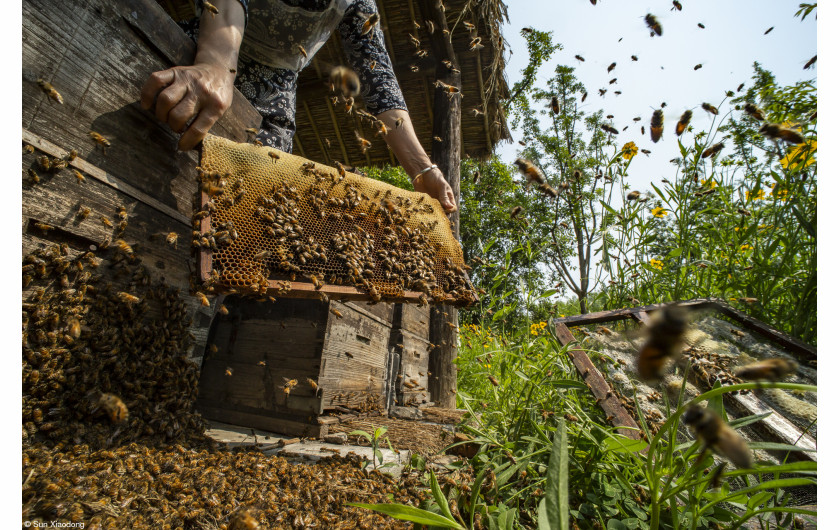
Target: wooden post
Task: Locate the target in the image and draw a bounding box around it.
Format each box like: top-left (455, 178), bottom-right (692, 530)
top-left (419, 0), bottom-right (461, 408)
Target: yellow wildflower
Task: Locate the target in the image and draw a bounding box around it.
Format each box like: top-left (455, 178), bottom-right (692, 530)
top-left (651, 207), bottom-right (668, 218)
top-left (650, 258), bottom-right (664, 270)
top-left (621, 141), bottom-right (638, 160)
top-left (700, 179), bottom-right (717, 189)
top-left (779, 139), bottom-right (816, 169)
top-left (746, 189), bottom-right (766, 201)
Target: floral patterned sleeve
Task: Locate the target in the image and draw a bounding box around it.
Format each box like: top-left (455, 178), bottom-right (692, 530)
top-left (338, 0), bottom-right (408, 116)
top-left (194, 0), bottom-right (249, 27)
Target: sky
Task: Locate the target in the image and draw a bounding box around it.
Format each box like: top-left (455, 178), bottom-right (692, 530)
top-left (496, 0), bottom-right (817, 193)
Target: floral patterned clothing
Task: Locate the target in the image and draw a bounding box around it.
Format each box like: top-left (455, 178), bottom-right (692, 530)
top-left (186, 0), bottom-right (406, 152)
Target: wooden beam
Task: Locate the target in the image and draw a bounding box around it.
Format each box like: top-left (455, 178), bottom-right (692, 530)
top-left (302, 101), bottom-right (329, 162)
top-left (554, 322), bottom-right (641, 439)
top-left (419, 0), bottom-right (462, 409)
top-left (474, 49), bottom-right (493, 154)
top-left (325, 97), bottom-right (350, 165)
top-left (293, 135), bottom-right (308, 160)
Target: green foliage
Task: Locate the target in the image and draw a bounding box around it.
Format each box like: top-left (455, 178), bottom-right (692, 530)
top-left (363, 164), bottom-right (413, 191)
top-left (348, 426), bottom-right (394, 471)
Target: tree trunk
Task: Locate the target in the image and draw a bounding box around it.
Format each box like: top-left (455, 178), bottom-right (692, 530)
top-left (419, 0), bottom-right (461, 409)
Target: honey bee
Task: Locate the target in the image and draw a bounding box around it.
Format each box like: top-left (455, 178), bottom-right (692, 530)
top-left (410, 64), bottom-right (419, 72)
top-left (488, 375), bottom-right (499, 386)
top-left (581, 91), bottom-right (587, 102)
top-left (408, 33), bottom-right (421, 48)
top-left (550, 96), bottom-right (560, 114)
top-left (574, 54), bottom-right (585, 62)
top-left (701, 102), bottom-right (718, 115)
top-left (297, 45), bottom-right (308, 59)
top-left (268, 151), bottom-right (280, 163)
top-left (329, 66), bottom-right (360, 98)
top-left (763, 26), bottom-right (774, 35)
top-left (676, 110), bottom-right (692, 136)
top-left (245, 127), bottom-right (259, 136)
top-left (735, 358), bottom-right (798, 382)
top-left (97, 393), bottom-right (129, 423)
top-left (219, 304), bottom-right (229, 315)
top-left (67, 317), bottom-right (81, 339)
top-left (253, 250), bottom-right (271, 260)
top-left (468, 37), bottom-right (483, 51)
top-left (598, 88), bottom-right (607, 97)
top-left (88, 130), bottom-right (111, 151)
top-left (361, 13), bottom-right (380, 36)
top-left (394, 117), bottom-right (404, 128)
top-left (671, 0), bottom-right (682, 10)
top-left (600, 124), bottom-right (619, 135)
top-left (683, 404), bottom-right (753, 468)
top-left (645, 14), bottom-right (662, 37)
top-left (355, 132), bottom-right (372, 153)
top-left (537, 183), bottom-right (559, 198)
top-left (72, 169), bottom-right (85, 183)
top-left (694, 63), bottom-right (703, 70)
top-left (510, 206), bottom-right (522, 218)
top-left (513, 158), bottom-right (546, 187)
top-left (65, 149), bottom-right (77, 162)
top-left (115, 239), bottom-right (134, 254)
top-left (196, 292), bottom-right (210, 306)
top-left (76, 206), bottom-right (91, 220)
top-left (37, 78), bottom-right (64, 104)
top-left (202, 1), bottom-right (219, 17)
top-left (759, 123), bottom-right (805, 145)
top-left (344, 351), bottom-right (354, 358)
top-left (650, 109), bottom-right (664, 143)
top-left (607, 62), bottom-right (616, 73)
top-left (742, 103), bottom-right (765, 121)
top-left (636, 303), bottom-right (693, 381)
top-left (701, 142), bottom-right (724, 159)
top-left (307, 378), bottom-right (319, 391)
top-left (425, 19), bottom-right (435, 34)
top-left (626, 191), bottom-right (641, 201)
top-left (697, 22), bottom-right (706, 29)
top-left (434, 80), bottom-right (460, 95)
top-left (803, 55), bottom-right (816, 70)
top-left (225, 367), bottom-right (234, 376)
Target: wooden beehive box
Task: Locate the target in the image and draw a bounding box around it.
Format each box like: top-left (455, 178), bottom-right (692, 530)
top-left (389, 304), bottom-right (433, 407)
top-left (197, 298), bottom-right (394, 437)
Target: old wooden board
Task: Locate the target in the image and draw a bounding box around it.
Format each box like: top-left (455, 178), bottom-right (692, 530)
top-left (554, 322), bottom-right (641, 440)
top-left (198, 404), bottom-right (326, 438)
top-left (319, 302), bottom-right (391, 411)
top-left (22, 0), bottom-right (259, 221)
top-left (395, 330), bottom-right (432, 406)
top-left (393, 303), bottom-right (431, 340)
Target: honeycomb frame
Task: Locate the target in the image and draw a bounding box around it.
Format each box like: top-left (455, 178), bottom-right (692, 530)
top-left (196, 134), bottom-right (477, 306)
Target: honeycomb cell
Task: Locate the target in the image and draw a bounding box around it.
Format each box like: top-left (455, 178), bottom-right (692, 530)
top-left (196, 135), bottom-right (474, 304)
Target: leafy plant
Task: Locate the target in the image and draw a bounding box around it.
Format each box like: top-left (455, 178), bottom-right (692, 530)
top-left (349, 426), bottom-right (395, 471)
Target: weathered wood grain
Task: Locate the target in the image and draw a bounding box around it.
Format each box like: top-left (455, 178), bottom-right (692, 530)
top-left (554, 322), bottom-right (642, 440)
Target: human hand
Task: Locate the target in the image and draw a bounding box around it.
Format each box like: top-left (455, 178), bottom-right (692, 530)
top-left (413, 167), bottom-right (457, 213)
top-left (140, 63), bottom-right (234, 151)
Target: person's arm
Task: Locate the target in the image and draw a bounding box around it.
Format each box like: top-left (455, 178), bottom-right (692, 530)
top-left (140, 0), bottom-right (246, 150)
top-left (377, 109), bottom-right (456, 212)
top-left (338, 0), bottom-right (456, 212)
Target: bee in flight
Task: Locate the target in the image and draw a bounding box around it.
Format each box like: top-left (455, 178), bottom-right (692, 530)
top-left (635, 303), bottom-right (693, 381)
top-left (650, 109), bottom-right (664, 143)
top-left (684, 404), bottom-right (753, 469)
top-left (734, 358), bottom-right (798, 382)
top-left (329, 66), bottom-right (360, 98)
top-left (676, 110), bottom-right (692, 136)
top-left (759, 123), bottom-right (805, 145)
top-left (645, 14), bottom-right (663, 37)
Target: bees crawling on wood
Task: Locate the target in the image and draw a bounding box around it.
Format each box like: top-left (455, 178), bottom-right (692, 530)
top-left (37, 78), bottom-right (63, 104)
top-left (89, 131), bottom-right (111, 153)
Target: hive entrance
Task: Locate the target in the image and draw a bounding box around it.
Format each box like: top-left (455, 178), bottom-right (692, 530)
top-left (196, 135), bottom-right (475, 305)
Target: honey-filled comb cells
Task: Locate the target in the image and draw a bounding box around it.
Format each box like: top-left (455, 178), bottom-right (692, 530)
top-left (196, 134), bottom-right (476, 305)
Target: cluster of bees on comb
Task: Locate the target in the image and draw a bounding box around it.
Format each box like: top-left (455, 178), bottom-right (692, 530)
top-left (193, 149), bottom-right (475, 306)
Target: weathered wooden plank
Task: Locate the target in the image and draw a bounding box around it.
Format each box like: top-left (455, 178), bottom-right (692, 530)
top-left (197, 404), bottom-right (326, 438)
top-left (555, 300), bottom-right (720, 327)
top-left (347, 300), bottom-right (395, 326)
top-left (22, 0), bottom-right (259, 223)
top-left (394, 303), bottom-right (431, 340)
top-left (554, 322), bottom-right (641, 439)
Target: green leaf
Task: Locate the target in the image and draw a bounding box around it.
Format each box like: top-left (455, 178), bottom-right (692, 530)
top-left (705, 381), bottom-right (727, 421)
top-left (607, 520), bottom-right (628, 530)
top-left (540, 289), bottom-right (559, 298)
top-left (373, 426), bottom-right (388, 440)
top-left (538, 418), bottom-right (569, 530)
top-left (493, 304), bottom-right (516, 322)
top-left (345, 503), bottom-right (466, 529)
top-left (602, 435), bottom-right (648, 454)
top-left (429, 471), bottom-right (457, 522)
top-left (549, 379), bottom-right (589, 390)
top-left (348, 430), bottom-right (372, 443)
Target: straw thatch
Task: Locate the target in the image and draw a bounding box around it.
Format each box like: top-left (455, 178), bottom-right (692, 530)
top-left (156, 0), bottom-right (511, 167)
